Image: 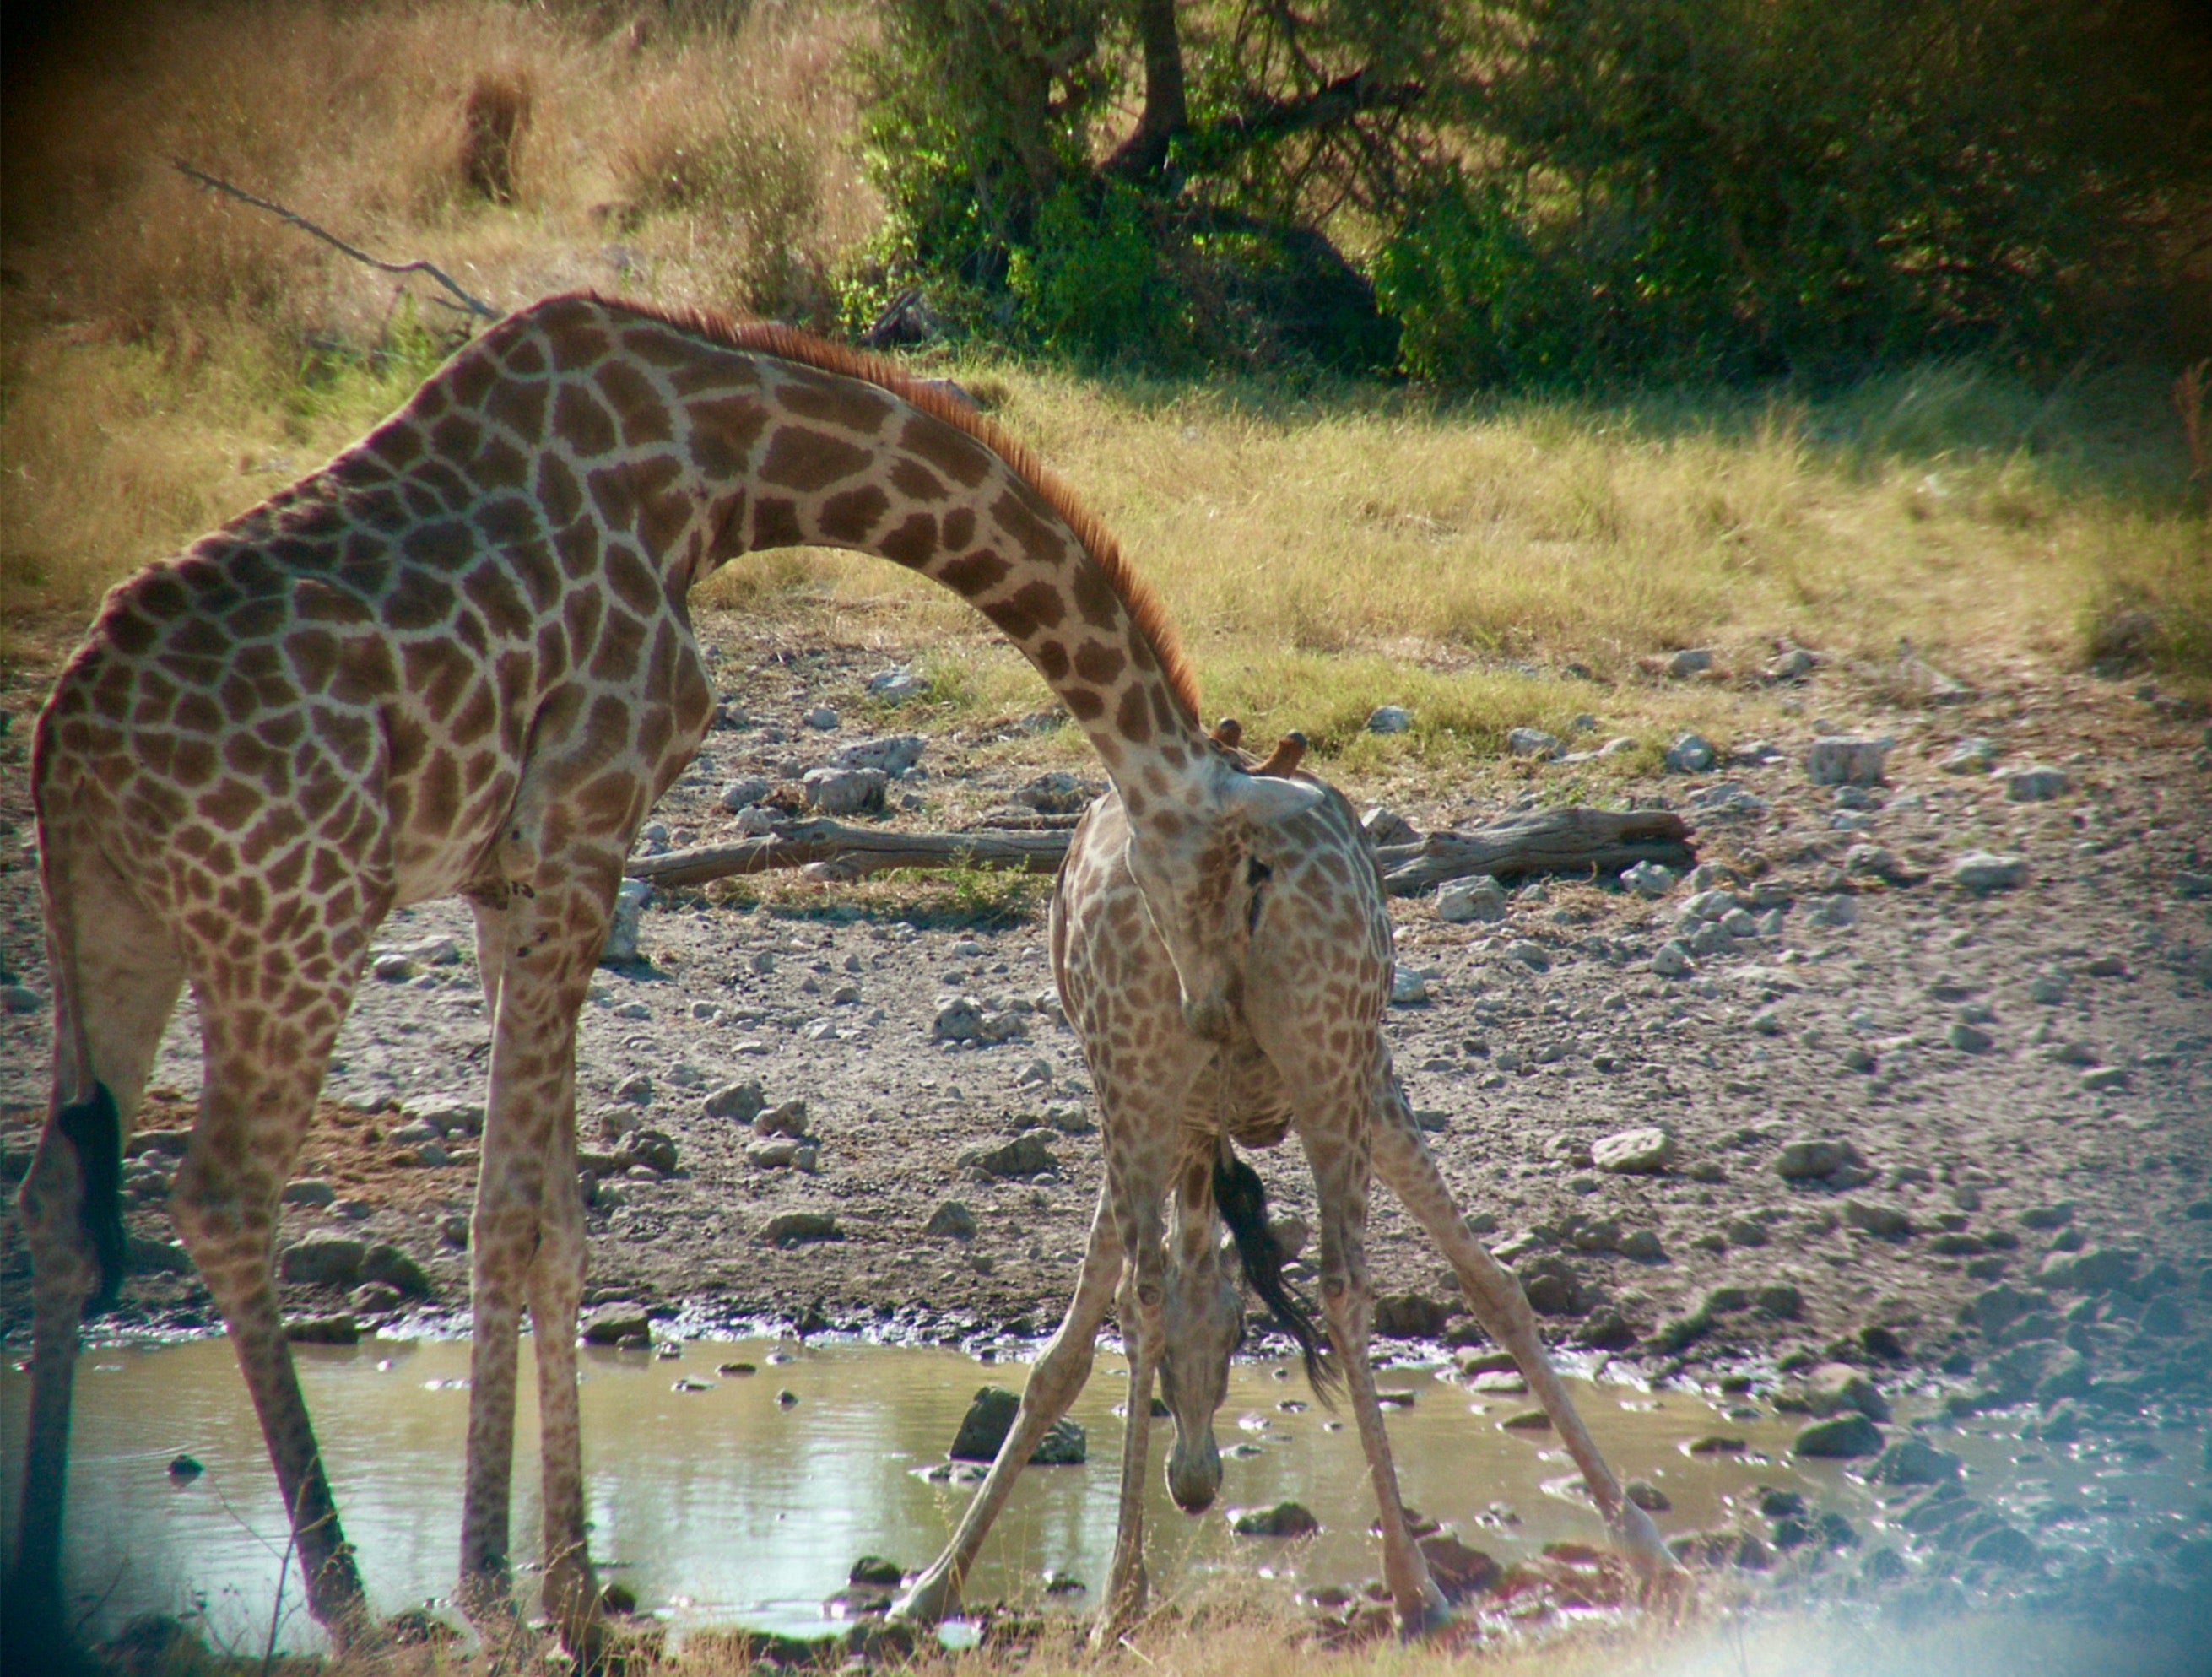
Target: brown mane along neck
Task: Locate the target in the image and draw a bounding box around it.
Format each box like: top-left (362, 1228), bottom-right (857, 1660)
top-left (579, 291), bottom-right (1202, 733)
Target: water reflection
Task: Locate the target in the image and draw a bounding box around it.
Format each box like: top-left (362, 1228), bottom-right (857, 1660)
top-left (8, 1334), bottom-right (2189, 1656)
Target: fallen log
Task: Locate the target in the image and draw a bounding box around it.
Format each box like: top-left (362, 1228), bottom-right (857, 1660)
top-left (1374, 807), bottom-right (1695, 895)
top-left (624, 819), bottom-right (1071, 888)
top-left (626, 804), bottom-right (1696, 894)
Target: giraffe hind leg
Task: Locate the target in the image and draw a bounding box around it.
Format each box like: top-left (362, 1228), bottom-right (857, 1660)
top-left (6, 845), bottom-right (186, 1666)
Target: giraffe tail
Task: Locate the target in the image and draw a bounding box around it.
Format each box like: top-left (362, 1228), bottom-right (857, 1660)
top-left (56, 1082), bottom-right (126, 1312)
top-left (1212, 1142), bottom-right (1342, 1404)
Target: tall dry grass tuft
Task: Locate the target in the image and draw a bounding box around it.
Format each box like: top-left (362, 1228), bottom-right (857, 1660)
top-left (0, 0), bottom-right (877, 622)
top-left (459, 68), bottom-right (534, 206)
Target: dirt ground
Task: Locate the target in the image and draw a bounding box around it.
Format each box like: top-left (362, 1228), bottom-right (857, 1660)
top-left (3, 617), bottom-right (2211, 1624)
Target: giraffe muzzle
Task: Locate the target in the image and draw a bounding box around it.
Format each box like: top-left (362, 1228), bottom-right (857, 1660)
top-left (1166, 1431), bottom-right (1222, 1512)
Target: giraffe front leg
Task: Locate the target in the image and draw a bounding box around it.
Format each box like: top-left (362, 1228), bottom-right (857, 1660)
top-left (1368, 1079), bottom-right (1685, 1598)
top-left (895, 1191), bottom-right (1124, 1625)
top-left (527, 1085), bottom-right (602, 1663)
top-left (458, 877), bottom-right (608, 1653)
top-left (1301, 1124), bottom-right (1449, 1638)
top-left (1091, 1205), bottom-right (1168, 1651)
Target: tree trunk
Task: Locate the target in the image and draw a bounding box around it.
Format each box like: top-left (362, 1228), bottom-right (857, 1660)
top-left (1107, 0), bottom-right (1188, 181)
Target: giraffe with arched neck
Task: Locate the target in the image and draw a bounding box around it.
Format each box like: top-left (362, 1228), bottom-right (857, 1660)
top-left (890, 722), bottom-right (1684, 1642)
top-left (8, 291), bottom-right (1315, 1665)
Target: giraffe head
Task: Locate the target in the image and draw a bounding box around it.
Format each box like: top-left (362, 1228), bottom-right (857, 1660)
top-left (1122, 745), bottom-right (1321, 1045)
top-left (1155, 1144), bottom-right (1338, 1512)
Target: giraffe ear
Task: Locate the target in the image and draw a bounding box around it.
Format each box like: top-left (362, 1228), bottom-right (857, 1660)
top-left (1219, 773), bottom-right (1322, 826)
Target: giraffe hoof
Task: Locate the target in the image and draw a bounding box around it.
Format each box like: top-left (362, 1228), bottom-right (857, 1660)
top-left (1399, 1599), bottom-right (1463, 1643)
top-left (888, 1574), bottom-right (957, 1625)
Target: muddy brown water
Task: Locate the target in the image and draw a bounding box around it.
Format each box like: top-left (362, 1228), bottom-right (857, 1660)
top-left (0, 1336), bottom-right (2200, 1657)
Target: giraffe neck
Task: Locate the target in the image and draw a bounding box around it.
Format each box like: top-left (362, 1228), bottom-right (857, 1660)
top-left (347, 292), bottom-right (1217, 817)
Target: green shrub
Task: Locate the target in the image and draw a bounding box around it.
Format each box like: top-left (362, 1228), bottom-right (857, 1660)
top-left (1009, 182), bottom-right (1184, 360)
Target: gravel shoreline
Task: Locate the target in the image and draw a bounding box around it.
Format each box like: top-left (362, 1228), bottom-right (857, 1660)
top-left (3, 626), bottom-right (2209, 1627)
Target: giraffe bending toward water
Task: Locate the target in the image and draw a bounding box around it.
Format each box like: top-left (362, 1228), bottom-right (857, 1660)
top-left (891, 725), bottom-right (1685, 1642)
top-left (8, 291), bottom-right (1317, 1668)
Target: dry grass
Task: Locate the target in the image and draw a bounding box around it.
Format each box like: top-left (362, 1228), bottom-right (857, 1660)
top-left (3, 1), bottom-right (2204, 748)
top-left (690, 356), bottom-right (2209, 771)
top-left (1, 0), bottom-right (873, 624)
top-left (106, 1597), bottom-right (2212, 1677)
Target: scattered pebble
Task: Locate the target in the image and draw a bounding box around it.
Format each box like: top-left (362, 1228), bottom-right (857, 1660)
top-left (1950, 852), bottom-right (2027, 893)
top-left (1437, 878), bottom-right (1507, 922)
top-left (1663, 733), bottom-right (1716, 773)
top-left (1591, 1128), bottom-right (1674, 1175)
top-left (1938, 738), bottom-right (1998, 774)
top-left (1806, 737), bottom-right (1890, 786)
top-left (2001, 763), bottom-right (2071, 802)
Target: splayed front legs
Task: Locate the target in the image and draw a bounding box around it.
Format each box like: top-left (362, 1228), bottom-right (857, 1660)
top-left (1299, 1121), bottom-right (1452, 1636)
top-left (894, 1190), bottom-right (1126, 1625)
top-left (1368, 1085), bottom-right (1680, 1588)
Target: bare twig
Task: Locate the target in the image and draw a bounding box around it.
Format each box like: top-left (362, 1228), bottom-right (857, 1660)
top-left (261, 1504), bottom-right (299, 1677)
top-left (172, 160), bottom-right (500, 321)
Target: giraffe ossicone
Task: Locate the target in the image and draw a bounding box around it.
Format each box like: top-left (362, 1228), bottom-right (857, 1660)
top-left (8, 289), bottom-right (1310, 1665)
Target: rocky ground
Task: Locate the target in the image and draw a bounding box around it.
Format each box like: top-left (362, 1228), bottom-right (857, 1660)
top-left (3, 621), bottom-right (2210, 1633)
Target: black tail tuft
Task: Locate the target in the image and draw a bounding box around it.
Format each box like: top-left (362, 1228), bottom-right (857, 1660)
top-left (1212, 1145), bottom-right (1341, 1404)
top-left (56, 1083), bottom-right (124, 1312)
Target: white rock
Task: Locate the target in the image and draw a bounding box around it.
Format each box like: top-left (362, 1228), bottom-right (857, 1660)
top-left (833, 734), bottom-right (927, 774)
top-left (803, 766), bottom-right (888, 815)
top-left (1599, 735), bottom-right (1640, 757)
top-left (1390, 969), bottom-right (1430, 1005)
top-left (1508, 727), bottom-right (1562, 759)
top-left (1651, 942), bottom-right (1695, 977)
top-left (1592, 1128), bottom-right (1674, 1174)
top-left (1680, 889), bottom-right (1738, 922)
top-left (1620, 861), bottom-right (1675, 899)
top-left (1806, 736), bottom-right (1890, 786)
top-left (2002, 764), bottom-right (2071, 802)
top-left (1438, 878), bottom-right (1507, 922)
top-left (1663, 733), bottom-right (1716, 773)
top-left (717, 777), bottom-right (771, 812)
top-left (865, 667), bottom-right (929, 702)
top-left (1939, 738), bottom-right (1998, 774)
top-left (803, 705), bottom-right (840, 731)
top-left (1804, 895), bottom-right (1856, 928)
top-left (600, 880), bottom-right (653, 965)
top-left (1951, 851), bottom-right (2028, 892)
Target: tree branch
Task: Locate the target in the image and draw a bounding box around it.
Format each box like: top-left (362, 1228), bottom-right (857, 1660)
top-left (172, 160), bottom-right (500, 321)
top-left (1187, 68), bottom-right (1425, 166)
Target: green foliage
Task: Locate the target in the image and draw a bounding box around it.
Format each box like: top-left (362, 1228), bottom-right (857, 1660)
top-left (854, 0), bottom-right (2206, 387)
top-left (1009, 182), bottom-right (1185, 360)
top-left (1385, 0), bottom-right (2211, 387)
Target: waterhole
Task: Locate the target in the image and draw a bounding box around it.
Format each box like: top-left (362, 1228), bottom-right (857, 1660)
top-left (1, 1335), bottom-right (2200, 1655)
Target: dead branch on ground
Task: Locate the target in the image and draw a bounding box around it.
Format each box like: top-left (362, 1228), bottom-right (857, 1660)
top-left (1374, 808), bottom-right (1696, 895)
top-left (625, 805), bottom-right (1696, 894)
